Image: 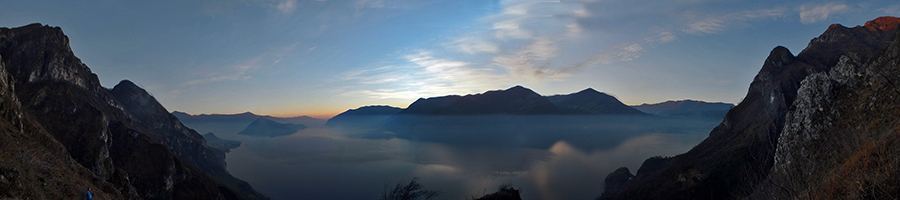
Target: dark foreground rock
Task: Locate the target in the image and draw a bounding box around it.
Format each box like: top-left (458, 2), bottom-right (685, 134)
top-left (0, 23), bottom-right (267, 199)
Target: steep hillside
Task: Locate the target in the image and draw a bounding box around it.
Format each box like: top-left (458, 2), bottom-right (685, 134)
top-left (750, 19), bottom-right (900, 199)
top-left (0, 45), bottom-right (121, 199)
top-left (0, 23), bottom-right (266, 199)
top-left (600, 16), bottom-right (900, 199)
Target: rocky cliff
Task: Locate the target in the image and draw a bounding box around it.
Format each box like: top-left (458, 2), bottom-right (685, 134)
top-left (0, 23), bottom-right (266, 199)
top-left (600, 16), bottom-right (900, 199)
top-left (751, 18), bottom-right (900, 199)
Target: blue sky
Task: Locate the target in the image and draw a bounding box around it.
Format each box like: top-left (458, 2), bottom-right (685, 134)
top-left (2, 0), bottom-right (899, 118)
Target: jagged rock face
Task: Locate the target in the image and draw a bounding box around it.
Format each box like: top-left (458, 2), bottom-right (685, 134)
top-left (0, 24), bottom-right (261, 199)
top-left (753, 24), bottom-right (900, 199)
top-left (0, 53), bottom-right (123, 199)
top-left (600, 16), bottom-right (900, 200)
top-left (0, 24), bottom-right (102, 91)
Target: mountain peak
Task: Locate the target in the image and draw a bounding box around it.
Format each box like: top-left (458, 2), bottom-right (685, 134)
top-left (504, 85), bottom-right (534, 94)
top-left (764, 46), bottom-right (795, 69)
top-left (112, 79), bottom-right (140, 91)
top-left (862, 16), bottom-right (900, 32)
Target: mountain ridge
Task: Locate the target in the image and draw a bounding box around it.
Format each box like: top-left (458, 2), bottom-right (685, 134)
top-left (599, 16), bottom-right (900, 200)
top-left (0, 23), bottom-right (266, 199)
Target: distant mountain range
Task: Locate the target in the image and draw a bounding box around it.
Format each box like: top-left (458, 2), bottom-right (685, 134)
top-left (399, 86), bottom-right (644, 115)
top-left (172, 111), bottom-right (325, 137)
top-left (631, 100), bottom-right (734, 118)
top-left (329, 87), bottom-right (730, 131)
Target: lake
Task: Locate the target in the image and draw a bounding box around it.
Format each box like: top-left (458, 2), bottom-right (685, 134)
top-left (194, 116), bottom-right (718, 199)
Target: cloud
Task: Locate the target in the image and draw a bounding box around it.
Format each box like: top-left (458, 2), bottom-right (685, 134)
top-left (454, 37), bottom-right (499, 54)
top-left (338, 51), bottom-right (510, 100)
top-left (799, 3), bottom-right (849, 24)
top-left (879, 5), bottom-right (900, 15)
top-left (276, 0), bottom-right (297, 14)
top-left (183, 43), bottom-right (298, 86)
top-left (683, 8), bottom-right (785, 35)
top-left (684, 18), bottom-right (725, 34)
top-left (493, 37), bottom-right (571, 79)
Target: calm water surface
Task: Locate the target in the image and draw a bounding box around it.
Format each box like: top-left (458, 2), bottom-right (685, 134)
top-left (217, 120), bottom-right (713, 200)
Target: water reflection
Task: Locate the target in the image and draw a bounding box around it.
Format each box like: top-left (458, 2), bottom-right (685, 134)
top-left (214, 117), bottom-right (713, 200)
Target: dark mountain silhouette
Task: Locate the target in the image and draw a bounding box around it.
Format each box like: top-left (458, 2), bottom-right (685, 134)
top-left (237, 117), bottom-right (306, 137)
top-left (400, 85), bottom-right (558, 115)
top-left (600, 16), bottom-right (900, 200)
top-left (326, 105), bottom-right (402, 129)
top-left (0, 24), bottom-right (265, 199)
top-left (379, 86), bottom-right (719, 150)
top-left (202, 133), bottom-right (241, 153)
top-left (631, 100), bottom-right (734, 118)
top-left (397, 86), bottom-right (645, 116)
top-left (547, 88), bottom-right (645, 114)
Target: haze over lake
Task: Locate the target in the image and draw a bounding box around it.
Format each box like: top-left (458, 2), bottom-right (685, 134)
top-left (183, 115), bottom-right (719, 199)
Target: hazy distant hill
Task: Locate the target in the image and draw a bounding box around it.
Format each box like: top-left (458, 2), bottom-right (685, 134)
top-left (547, 88), bottom-right (645, 114)
top-left (237, 118), bottom-right (307, 137)
top-left (631, 100), bottom-right (733, 118)
top-left (326, 105), bottom-right (402, 129)
top-left (173, 111), bottom-right (323, 136)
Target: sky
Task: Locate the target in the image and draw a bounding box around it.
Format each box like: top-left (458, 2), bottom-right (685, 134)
top-left (2, 0), bottom-right (899, 118)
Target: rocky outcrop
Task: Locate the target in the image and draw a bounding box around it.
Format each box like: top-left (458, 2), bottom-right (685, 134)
top-left (599, 16), bottom-right (900, 200)
top-left (474, 186), bottom-right (523, 200)
top-left (751, 20), bottom-right (900, 198)
top-left (0, 24), bottom-right (266, 199)
top-left (0, 50), bottom-right (122, 199)
top-left (202, 133), bottom-right (241, 153)
top-left (602, 167), bottom-right (634, 196)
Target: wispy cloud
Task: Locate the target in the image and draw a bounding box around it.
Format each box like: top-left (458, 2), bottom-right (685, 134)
top-left (799, 3), bottom-right (849, 24)
top-left (338, 51), bottom-right (510, 100)
top-left (276, 0), bottom-right (297, 14)
top-left (183, 43), bottom-right (299, 86)
top-left (683, 8), bottom-right (785, 35)
top-left (879, 5), bottom-right (900, 15)
top-left (684, 18), bottom-right (724, 34)
top-left (493, 37), bottom-right (570, 80)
